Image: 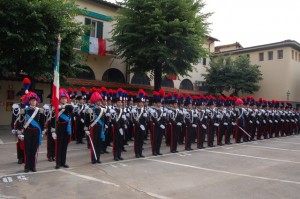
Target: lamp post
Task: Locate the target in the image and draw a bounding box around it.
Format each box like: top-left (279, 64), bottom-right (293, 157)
top-left (286, 90), bottom-right (290, 101)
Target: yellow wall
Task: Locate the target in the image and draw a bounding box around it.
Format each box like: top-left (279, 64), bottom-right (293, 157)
top-left (222, 46), bottom-right (300, 102)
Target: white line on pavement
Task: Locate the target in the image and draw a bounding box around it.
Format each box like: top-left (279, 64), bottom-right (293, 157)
top-left (204, 150), bottom-right (300, 164)
top-left (147, 159), bottom-right (300, 185)
top-left (59, 169), bottom-right (120, 187)
top-left (146, 192), bottom-right (172, 199)
top-left (242, 144), bottom-right (300, 152)
top-left (270, 139), bottom-right (300, 145)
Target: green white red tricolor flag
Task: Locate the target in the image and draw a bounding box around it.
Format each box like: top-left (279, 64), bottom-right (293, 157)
top-left (52, 34), bottom-right (61, 119)
top-left (81, 35), bottom-right (106, 56)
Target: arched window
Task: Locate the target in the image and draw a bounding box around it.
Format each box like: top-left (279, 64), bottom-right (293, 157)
top-left (131, 73), bottom-right (150, 85)
top-left (102, 68), bottom-right (125, 83)
top-left (180, 79), bottom-right (193, 90)
top-left (161, 77), bottom-right (174, 88)
top-left (76, 65), bottom-right (96, 80)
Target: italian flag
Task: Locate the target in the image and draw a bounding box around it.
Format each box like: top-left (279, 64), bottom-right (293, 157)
top-left (81, 35), bottom-right (106, 56)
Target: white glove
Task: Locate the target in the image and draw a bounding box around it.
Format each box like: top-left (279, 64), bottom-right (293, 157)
top-left (202, 124), bottom-right (207, 129)
top-left (256, 121), bottom-right (260, 124)
top-left (192, 124), bottom-right (197, 128)
top-left (105, 124), bottom-right (108, 129)
top-left (263, 120), bottom-right (266, 124)
top-left (163, 113), bottom-right (166, 117)
top-left (275, 120), bottom-right (278, 123)
top-left (177, 122), bottom-right (182, 126)
top-left (224, 122), bottom-right (228, 126)
top-left (42, 129), bottom-right (47, 135)
top-left (18, 134), bottom-right (24, 141)
top-left (269, 120), bottom-right (273, 123)
top-left (249, 120), bottom-right (253, 124)
top-left (52, 133), bottom-right (57, 140)
top-left (122, 115), bottom-right (127, 120)
top-left (85, 131), bottom-right (90, 136)
top-left (119, 128), bottom-right (124, 135)
top-left (73, 117), bottom-right (76, 121)
top-left (231, 122), bottom-right (236, 126)
top-left (140, 125), bottom-right (145, 131)
top-left (11, 129), bottom-right (17, 135)
top-left (214, 123), bottom-right (219, 127)
top-left (51, 128), bottom-right (56, 133)
top-left (43, 104), bottom-right (50, 110)
top-left (124, 124), bottom-right (128, 129)
top-left (143, 113), bottom-right (148, 117)
top-left (204, 116), bottom-right (208, 119)
top-left (160, 124), bottom-right (165, 129)
top-left (81, 118), bottom-right (85, 123)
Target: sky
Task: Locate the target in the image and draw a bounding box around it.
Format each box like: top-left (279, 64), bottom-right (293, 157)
top-left (106, 0), bottom-right (300, 47)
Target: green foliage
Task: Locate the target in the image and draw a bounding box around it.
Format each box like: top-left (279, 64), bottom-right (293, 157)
top-left (0, 0), bottom-right (87, 84)
top-left (111, 0), bottom-right (211, 90)
top-left (203, 55), bottom-right (263, 96)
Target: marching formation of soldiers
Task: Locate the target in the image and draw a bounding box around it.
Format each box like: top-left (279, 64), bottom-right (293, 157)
top-left (11, 78), bottom-right (300, 172)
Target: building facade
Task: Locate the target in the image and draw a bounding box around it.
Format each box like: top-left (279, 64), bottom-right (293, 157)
top-left (0, 0), bottom-right (216, 125)
top-left (214, 40), bottom-right (300, 105)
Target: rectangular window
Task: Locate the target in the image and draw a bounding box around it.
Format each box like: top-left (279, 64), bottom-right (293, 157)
top-left (296, 52), bottom-right (298, 61)
top-left (268, 51), bottom-right (273, 60)
top-left (84, 18), bottom-right (103, 38)
top-left (278, 50), bottom-right (283, 59)
top-left (203, 58), bottom-right (206, 65)
top-left (259, 52), bottom-right (264, 61)
top-left (292, 50), bottom-right (294, 59)
top-left (298, 54), bottom-right (300, 62)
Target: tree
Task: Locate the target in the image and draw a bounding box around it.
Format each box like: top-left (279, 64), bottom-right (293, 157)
top-left (111, 0), bottom-right (211, 91)
top-left (0, 0), bottom-right (86, 86)
top-left (203, 55), bottom-right (263, 96)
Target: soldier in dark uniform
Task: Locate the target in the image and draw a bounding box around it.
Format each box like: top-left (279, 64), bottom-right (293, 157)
top-left (43, 103), bottom-right (56, 162)
top-left (234, 98), bottom-right (245, 143)
top-left (51, 88), bottom-right (73, 169)
top-left (216, 96), bottom-right (226, 145)
top-left (111, 89), bottom-right (127, 161)
top-left (184, 95), bottom-right (195, 151)
top-left (196, 95), bottom-right (207, 149)
top-left (169, 92), bottom-right (182, 153)
top-left (11, 102), bottom-right (25, 164)
top-left (12, 78), bottom-right (32, 164)
top-left (149, 91), bottom-right (166, 156)
top-left (75, 95), bottom-right (85, 144)
top-left (84, 92), bottom-right (105, 164)
top-left (18, 91), bottom-right (44, 172)
top-left (207, 96), bottom-right (217, 147)
top-left (177, 94), bottom-right (185, 145)
top-left (132, 89), bottom-right (148, 158)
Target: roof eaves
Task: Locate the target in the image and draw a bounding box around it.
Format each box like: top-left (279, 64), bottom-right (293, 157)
top-left (90, 0), bottom-right (122, 9)
top-left (213, 40), bottom-right (300, 56)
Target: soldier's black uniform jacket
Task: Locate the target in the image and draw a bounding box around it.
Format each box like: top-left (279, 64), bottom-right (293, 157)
top-left (18, 106), bottom-right (45, 171)
top-left (51, 104), bottom-right (73, 168)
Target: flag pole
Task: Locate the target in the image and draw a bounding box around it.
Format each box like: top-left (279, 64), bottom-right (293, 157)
top-left (52, 34), bottom-right (61, 130)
